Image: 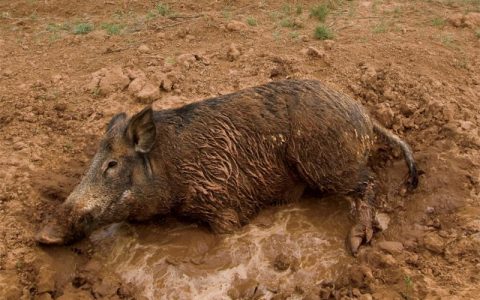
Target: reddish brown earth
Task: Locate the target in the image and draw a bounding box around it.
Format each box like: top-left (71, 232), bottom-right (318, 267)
top-left (1, 0), bottom-right (480, 299)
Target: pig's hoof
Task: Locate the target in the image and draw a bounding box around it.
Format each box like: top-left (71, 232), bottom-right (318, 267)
top-left (35, 225), bottom-right (65, 245)
top-left (347, 223), bottom-right (373, 256)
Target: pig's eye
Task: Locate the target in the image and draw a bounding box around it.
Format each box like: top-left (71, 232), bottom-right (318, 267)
top-left (103, 160), bottom-right (118, 177)
top-left (107, 160), bottom-right (118, 169)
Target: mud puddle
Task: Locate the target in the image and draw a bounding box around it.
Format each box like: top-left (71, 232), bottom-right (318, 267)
top-left (88, 196), bottom-right (353, 299)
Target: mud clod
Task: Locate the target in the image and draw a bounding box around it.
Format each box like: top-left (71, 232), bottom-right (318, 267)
top-left (423, 233), bottom-right (445, 254)
top-left (374, 213), bottom-right (390, 231)
top-left (87, 66), bottom-right (130, 96)
top-left (303, 46), bottom-right (325, 58)
top-left (226, 20), bottom-right (248, 32)
top-left (137, 44), bottom-right (151, 54)
top-left (377, 241), bottom-right (404, 254)
top-left (176, 54), bottom-right (197, 68)
top-left (227, 43), bottom-right (241, 61)
top-left (135, 82), bottom-right (160, 103)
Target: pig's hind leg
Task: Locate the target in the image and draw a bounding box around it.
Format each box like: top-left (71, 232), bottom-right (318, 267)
top-left (347, 171), bottom-right (376, 256)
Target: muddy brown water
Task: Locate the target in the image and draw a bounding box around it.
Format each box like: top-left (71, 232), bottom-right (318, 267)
top-left (85, 196), bottom-right (353, 299)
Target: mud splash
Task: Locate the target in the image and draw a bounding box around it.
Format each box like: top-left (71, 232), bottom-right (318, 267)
top-left (89, 197), bottom-right (353, 299)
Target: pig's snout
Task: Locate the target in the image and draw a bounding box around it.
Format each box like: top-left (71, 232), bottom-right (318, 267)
top-left (35, 203), bottom-right (94, 245)
top-left (35, 222), bottom-right (67, 245)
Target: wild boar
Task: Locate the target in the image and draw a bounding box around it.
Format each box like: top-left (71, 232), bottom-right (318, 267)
top-left (36, 79), bottom-right (418, 255)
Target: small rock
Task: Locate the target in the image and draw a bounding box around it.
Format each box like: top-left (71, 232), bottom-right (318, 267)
top-left (465, 219), bottom-right (480, 232)
top-left (89, 30), bottom-right (108, 40)
top-left (304, 46), bottom-right (325, 58)
top-left (51, 74), bottom-right (63, 83)
top-left (425, 206), bottom-right (435, 214)
top-left (403, 238), bottom-right (418, 250)
top-left (377, 241), bottom-right (404, 254)
top-left (136, 82), bottom-right (160, 103)
top-left (128, 77), bottom-right (146, 95)
top-left (270, 64), bottom-right (287, 78)
top-left (383, 88), bottom-right (396, 101)
top-left (378, 253), bottom-right (397, 267)
top-left (88, 66), bottom-right (130, 96)
top-left (226, 20), bottom-right (248, 32)
top-left (161, 78), bottom-right (173, 92)
top-left (175, 28), bottom-right (189, 38)
top-left (176, 53), bottom-right (197, 68)
top-left (138, 44), bottom-right (151, 53)
top-left (299, 35), bottom-right (309, 42)
top-left (459, 121), bottom-right (474, 131)
top-left (349, 264), bottom-right (373, 287)
top-left (424, 233), bottom-right (445, 254)
top-left (227, 43), bottom-right (241, 61)
top-left (399, 101), bottom-right (415, 117)
top-left (405, 253), bottom-right (419, 266)
top-left (360, 250), bottom-right (397, 268)
top-left (99, 67), bottom-right (130, 95)
top-left (375, 103), bottom-right (395, 128)
top-left (375, 213), bottom-right (390, 231)
top-left (126, 68), bottom-right (146, 80)
top-left (324, 40), bottom-right (335, 50)
top-left (427, 217), bottom-right (442, 229)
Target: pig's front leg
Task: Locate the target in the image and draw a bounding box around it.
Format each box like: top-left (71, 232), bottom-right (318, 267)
top-left (208, 208), bottom-right (242, 234)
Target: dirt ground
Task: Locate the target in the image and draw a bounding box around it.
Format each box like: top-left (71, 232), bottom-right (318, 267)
top-left (1, 0), bottom-right (480, 299)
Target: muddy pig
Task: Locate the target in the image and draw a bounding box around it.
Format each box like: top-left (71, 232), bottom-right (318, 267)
top-left (36, 79), bottom-right (418, 255)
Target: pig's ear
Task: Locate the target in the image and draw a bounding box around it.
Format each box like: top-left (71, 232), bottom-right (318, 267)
top-left (126, 107), bottom-right (156, 153)
top-left (106, 113), bottom-right (127, 132)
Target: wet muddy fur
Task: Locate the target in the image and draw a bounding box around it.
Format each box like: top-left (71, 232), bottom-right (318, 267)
top-left (37, 79), bottom-right (418, 254)
top-left (153, 79), bottom-right (418, 253)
